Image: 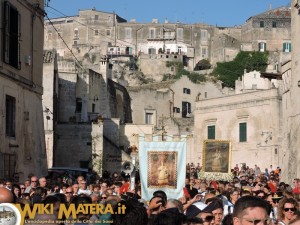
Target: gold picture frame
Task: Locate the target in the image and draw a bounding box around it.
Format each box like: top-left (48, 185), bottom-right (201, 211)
top-left (201, 140), bottom-right (233, 181)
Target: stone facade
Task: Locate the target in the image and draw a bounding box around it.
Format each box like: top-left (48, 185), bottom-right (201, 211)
top-left (280, 1), bottom-right (300, 182)
top-left (241, 6), bottom-right (291, 71)
top-left (0, 0), bottom-right (47, 181)
top-left (43, 50), bottom-right (58, 169)
top-left (194, 87), bottom-right (282, 169)
top-left (43, 52), bottom-right (133, 172)
top-left (44, 6), bottom-right (293, 86)
top-left (127, 76), bottom-right (225, 126)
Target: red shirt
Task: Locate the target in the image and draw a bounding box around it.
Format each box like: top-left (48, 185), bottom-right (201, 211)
top-left (293, 187), bottom-right (300, 194)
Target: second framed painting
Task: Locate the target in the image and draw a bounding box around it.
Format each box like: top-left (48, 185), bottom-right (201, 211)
top-left (202, 140), bottom-right (232, 174)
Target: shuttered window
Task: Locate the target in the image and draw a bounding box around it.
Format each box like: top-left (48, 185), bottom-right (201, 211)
top-left (3, 1), bottom-right (21, 69)
top-left (239, 122), bottom-right (247, 142)
top-left (207, 125), bottom-right (215, 139)
top-left (283, 42), bottom-right (292, 52)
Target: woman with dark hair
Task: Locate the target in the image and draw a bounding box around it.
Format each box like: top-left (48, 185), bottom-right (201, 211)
top-left (11, 184), bottom-right (21, 200)
top-left (278, 197), bottom-right (299, 225)
top-left (223, 188), bottom-right (240, 216)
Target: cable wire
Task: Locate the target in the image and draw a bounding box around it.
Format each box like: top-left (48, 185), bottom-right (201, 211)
top-left (45, 13), bottom-right (85, 70)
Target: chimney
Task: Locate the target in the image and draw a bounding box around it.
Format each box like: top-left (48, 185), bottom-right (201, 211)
top-left (152, 18), bottom-right (159, 23)
top-left (100, 56), bottom-right (112, 82)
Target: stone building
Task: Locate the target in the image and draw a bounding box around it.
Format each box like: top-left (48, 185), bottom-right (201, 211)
top-left (0, 0), bottom-right (47, 181)
top-left (241, 6), bottom-right (291, 71)
top-left (280, 1), bottom-right (300, 182)
top-left (42, 51), bottom-right (133, 173)
top-left (127, 75), bottom-right (230, 163)
top-left (194, 71), bottom-right (282, 169)
top-left (43, 9), bottom-right (241, 78)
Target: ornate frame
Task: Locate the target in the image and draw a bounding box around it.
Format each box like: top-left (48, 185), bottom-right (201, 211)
top-left (200, 140), bottom-right (233, 181)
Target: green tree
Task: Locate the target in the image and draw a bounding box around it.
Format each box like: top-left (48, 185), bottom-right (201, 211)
top-left (212, 51), bottom-right (268, 88)
top-left (166, 61), bottom-right (206, 83)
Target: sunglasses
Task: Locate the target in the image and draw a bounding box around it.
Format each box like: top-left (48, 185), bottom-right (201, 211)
top-left (101, 197), bottom-right (107, 199)
top-left (66, 192), bottom-right (73, 194)
top-left (284, 208), bottom-right (295, 212)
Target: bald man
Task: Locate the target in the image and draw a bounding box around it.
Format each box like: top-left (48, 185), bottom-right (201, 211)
top-left (0, 187), bottom-right (14, 203)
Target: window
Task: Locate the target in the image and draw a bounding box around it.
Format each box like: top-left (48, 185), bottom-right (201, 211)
top-left (173, 107), bottom-right (180, 113)
top-left (149, 28), bottom-right (155, 39)
top-left (92, 104), bottom-right (95, 113)
top-left (95, 15), bottom-right (99, 20)
top-left (283, 42), bottom-right (292, 52)
top-left (182, 102), bottom-right (191, 118)
top-left (94, 30), bottom-right (99, 36)
top-left (106, 29), bottom-right (111, 36)
top-left (178, 47), bottom-right (182, 54)
top-left (75, 98), bottom-right (82, 112)
top-left (258, 42), bottom-right (266, 52)
top-left (73, 40), bottom-right (78, 46)
top-left (125, 28), bottom-right (132, 39)
top-left (177, 28), bottom-right (183, 40)
top-left (201, 47), bottom-right (207, 58)
top-left (0, 153), bottom-right (16, 179)
top-left (3, 1), bottom-right (20, 69)
top-left (207, 125), bottom-right (215, 139)
top-left (145, 113), bottom-right (153, 124)
top-left (148, 48), bottom-right (156, 54)
top-left (259, 21), bottom-right (264, 28)
top-left (74, 28), bottom-right (78, 38)
top-left (239, 122), bottom-right (247, 142)
top-left (201, 30), bottom-right (207, 41)
top-left (272, 21), bottom-right (277, 28)
top-left (183, 88), bottom-right (191, 94)
top-left (6, 95), bottom-right (16, 137)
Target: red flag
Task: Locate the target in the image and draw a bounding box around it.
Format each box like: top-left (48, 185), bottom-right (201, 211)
top-left (211, 180), bottom-right (218, 190)
top-left (120, 182), bottom-right (130, 194)
top-left (268, 182), bottom-right (277, 193)
top-left (183, 187), bottom-right (191, 199)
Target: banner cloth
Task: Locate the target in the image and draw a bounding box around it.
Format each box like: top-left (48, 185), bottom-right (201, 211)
top-left (139, 135), bottom-right (186, 201)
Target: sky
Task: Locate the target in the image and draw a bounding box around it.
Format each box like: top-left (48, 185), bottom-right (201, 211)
top-left (45, 0), bottom-right (290, 27)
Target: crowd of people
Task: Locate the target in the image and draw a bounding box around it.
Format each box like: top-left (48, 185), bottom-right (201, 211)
top-left (0, 163), bottom-right (299, 225)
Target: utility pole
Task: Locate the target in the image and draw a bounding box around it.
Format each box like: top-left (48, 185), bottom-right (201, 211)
top-left (135, 26), bottom-right (144, 56)
top-left (158, 115), bottom-right (167, 141)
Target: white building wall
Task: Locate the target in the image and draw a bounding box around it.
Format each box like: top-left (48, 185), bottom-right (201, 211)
top-left (194, 89), bottom-right (281, 170)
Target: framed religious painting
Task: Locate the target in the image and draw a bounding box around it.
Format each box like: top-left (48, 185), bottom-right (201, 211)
top-left (147, 151), bottom-right (178, 189)
top-left (200, 140), bottom-right (233, 181)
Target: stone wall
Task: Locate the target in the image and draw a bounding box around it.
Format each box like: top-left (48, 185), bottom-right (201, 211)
top-left (139, 53), bottom-right (183, 79)
top-left (54, 123), bottom-right (103, 171)
top-left (194, 89), bottom-right (281, 169)
top-left (281, 3), bottom-right (300, 183)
